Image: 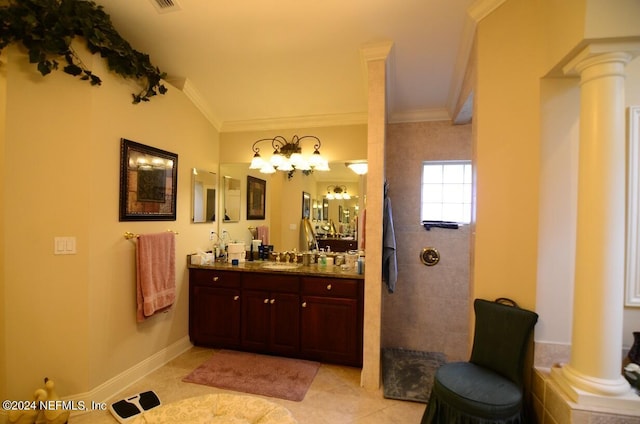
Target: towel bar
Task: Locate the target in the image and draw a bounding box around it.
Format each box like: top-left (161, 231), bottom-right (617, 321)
top-left (124, 230), bottom-right (178, 240)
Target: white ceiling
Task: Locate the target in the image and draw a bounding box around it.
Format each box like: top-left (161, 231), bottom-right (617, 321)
top-left (94, 0), bottom-right (486, 132)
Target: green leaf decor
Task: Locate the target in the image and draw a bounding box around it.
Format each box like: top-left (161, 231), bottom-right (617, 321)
top-left (0, 0), bottom-right (167, 103)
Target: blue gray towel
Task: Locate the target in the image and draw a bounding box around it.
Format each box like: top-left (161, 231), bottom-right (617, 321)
top-left (383, 181), bottom-right (398, 293)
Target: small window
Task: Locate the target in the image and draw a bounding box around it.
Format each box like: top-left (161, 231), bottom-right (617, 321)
top-left (421, 161), bottom-right (472, 223)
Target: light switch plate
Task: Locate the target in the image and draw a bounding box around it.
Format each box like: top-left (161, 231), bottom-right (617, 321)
top-left (54, 236), bottom-right (76, 255)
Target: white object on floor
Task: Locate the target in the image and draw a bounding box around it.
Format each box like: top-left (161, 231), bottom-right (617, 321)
top-left (129, 393), bottom-right (297, 424)
top-left (109, 391), bottom-right (161, 423)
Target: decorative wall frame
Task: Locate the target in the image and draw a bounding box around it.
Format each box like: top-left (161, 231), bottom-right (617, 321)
top-left (247, 176), bottom-right (266, 220)
top-left (626, 106), bottom-right (640, 306)
top-left (119, 138), bottom-right (178, 221)
top-left (302, 192), bottom-right (311, 219)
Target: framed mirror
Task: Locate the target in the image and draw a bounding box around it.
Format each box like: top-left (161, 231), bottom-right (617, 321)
top-left (119, 138), bottom-right (178, 221)
top-left (312, 199), bottom-right (320, 221)
top-left (302, 192), bottom-right (311, 219)
top-left (192, 168), bottom-right (217, 223)
top-left (322, 198), bottom-right (329, 221)
top-left (223, 176), bottom-right (241, 222)
top-left (247, 176), bottom-right (266, 220)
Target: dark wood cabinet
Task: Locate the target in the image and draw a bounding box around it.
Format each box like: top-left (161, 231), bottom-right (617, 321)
top-left (241, 273), bottom-right (300, 356)
top-left (300, 277), bottom-right (363, 367)
top-left (241, 290), bottom-right (300, 356)
top-left (317, 238), bottom-right (358, 252)
top-left (188, 267), bottom-right (363, 366)
top-left (189, 269), bottom-right (241, 348)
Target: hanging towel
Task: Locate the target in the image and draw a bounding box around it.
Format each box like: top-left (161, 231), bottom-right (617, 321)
top-left (257, 225), bottom-right (269, 245)
top-left (136, 232), bottom-right (176, 322)
top-left (383, 181), bottom-right (398, 293)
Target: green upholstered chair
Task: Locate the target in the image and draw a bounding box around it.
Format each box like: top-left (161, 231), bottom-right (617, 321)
top-left (421, 298), bottom-right (538, 424)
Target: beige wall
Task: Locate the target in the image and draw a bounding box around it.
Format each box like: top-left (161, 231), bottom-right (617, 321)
top-left (472, 0), bottom-right (542, 310)
top-left (383, 121), bottom-right (472, 362)
top-left (1, 43), bottom-right (219, 400)
top-left (0, 49), bottom-right (7, 404)
top-left (476, 0), bottom-right (640, 363)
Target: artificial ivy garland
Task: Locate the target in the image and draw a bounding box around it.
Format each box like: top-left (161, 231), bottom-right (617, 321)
top-left (0, 0), bottom-right (167, 103)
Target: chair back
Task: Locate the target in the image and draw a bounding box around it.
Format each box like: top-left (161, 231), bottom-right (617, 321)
top-left (469, 298), bottom-right (538, 386)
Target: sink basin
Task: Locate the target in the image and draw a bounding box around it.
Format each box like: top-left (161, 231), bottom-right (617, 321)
top-left (261, 263), bottom-right (301, 270)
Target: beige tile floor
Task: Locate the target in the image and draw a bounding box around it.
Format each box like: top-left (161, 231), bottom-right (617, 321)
top-left (70, 347), bottom-right (426, 424)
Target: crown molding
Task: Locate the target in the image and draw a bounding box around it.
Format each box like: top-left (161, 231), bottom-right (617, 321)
top-left (445, 0), bottom-right (504, 123)
top-left (220, 112), bottom-right (368, 133)
top-left (166, 77), bottom-right (222, 131)
top-left (467, 0), bottom-right (507, 22)
top-left (447, 11), bottom-right (476, 121)
top-left (388, 107), bottom-right (451, 124)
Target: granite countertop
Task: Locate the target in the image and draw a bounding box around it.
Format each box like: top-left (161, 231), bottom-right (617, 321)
top-left (188, 259), bottom-right (364, 280)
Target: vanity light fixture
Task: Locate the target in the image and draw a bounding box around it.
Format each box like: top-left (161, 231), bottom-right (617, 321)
top-left (326, 185), bottom-right (351, 200)
top-left (345, 161), bottom-right (368, 175)
top-left (249, 135), bottom-right (329, 178)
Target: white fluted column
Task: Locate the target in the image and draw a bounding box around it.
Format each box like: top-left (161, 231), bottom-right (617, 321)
top-left (553, 45), bottom-right (638, 401)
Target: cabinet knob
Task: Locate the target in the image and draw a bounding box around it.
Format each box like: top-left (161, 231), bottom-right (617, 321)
top-left (233, 295), bottom-right (239, 301)
top-left (302, 302), bottom-right (307, 308)
top-left (326, 284), bottom-right (332, 291)
top-left (263, 298), bottom-right (269, 304)
top-left (270, 299), bottom-right (276, 304)
top-left (212, 276), bottom-right (219, 282)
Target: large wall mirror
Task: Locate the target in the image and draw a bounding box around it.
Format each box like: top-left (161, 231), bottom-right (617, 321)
top-left (192, 168), bottom-right (217, 223)
top-left (223, 175), bottom-right (241, 222)
top-left (217, 161), bottom-right (364, 251)
top-left (316, 183), bottom-right (360, 238)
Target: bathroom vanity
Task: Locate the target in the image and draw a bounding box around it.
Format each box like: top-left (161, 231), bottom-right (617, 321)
top-left (316, 237), bottom-right (358, 252)
top-left (188, 261), bottom-right (364, 367)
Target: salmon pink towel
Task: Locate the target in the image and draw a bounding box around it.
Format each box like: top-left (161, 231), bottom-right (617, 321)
top-left (136, 232), bottom-right (176, 322)
top-left (257, 226), bottom-right (269, 245)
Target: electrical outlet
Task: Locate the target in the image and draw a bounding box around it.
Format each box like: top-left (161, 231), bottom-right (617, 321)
top-left (209, 230), bottom-right (216, 241)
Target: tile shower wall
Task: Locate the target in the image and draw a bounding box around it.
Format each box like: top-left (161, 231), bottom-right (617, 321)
top-left (383, 121), bottom-right (473, 362)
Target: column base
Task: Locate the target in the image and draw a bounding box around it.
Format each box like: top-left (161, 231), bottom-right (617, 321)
top-left (550, 364), bottom-right (638, 410)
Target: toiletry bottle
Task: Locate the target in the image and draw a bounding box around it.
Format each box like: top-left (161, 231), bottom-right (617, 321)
top-left (357, 256), bottom-right (365, 274)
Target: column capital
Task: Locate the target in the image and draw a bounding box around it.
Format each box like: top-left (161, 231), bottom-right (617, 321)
top-left (562, 41), bottom-right (640, 77)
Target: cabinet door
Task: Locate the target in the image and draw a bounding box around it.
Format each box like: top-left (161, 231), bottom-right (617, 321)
top-left (190, 285), bottom-right (240, 348)
top-left (242, 290), bottom-right (301, 356)
top-left (301, 295), bottom-right (361, 366)
top-left (241, 289), bottom-right (271, 352)
top-left (269, 292), bottom-right (300, 356)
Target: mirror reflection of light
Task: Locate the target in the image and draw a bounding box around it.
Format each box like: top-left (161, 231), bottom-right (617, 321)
top-left (260, 163), bottom-right (276, 174)
top-left (346, 162), bottom-right (368, 175)
top-left (277, 160), bottom-right (294, 172)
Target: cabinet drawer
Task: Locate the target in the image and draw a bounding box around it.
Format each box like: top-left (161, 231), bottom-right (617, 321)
top-left (190, 269), bottom-right (240, 288)
top-left (243, 272), bottom-right (299, 292)
top-left (301, 277), bottom-right (359, 298)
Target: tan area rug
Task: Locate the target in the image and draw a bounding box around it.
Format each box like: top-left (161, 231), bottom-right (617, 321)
top-left (182, 350), bottom-right (320, 402)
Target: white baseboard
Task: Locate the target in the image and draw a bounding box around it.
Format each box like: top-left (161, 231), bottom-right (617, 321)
top-left (70, 336), bottom-right (192, 416)
top-left (0, 337), bottom-right (192, 422)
